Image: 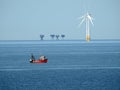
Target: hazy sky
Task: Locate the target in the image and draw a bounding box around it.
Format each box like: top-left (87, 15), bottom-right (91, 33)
top-left (0, 0), bottom-right (120, 40)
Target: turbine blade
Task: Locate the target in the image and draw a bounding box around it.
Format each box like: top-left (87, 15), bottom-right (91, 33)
top-left (89, 18), bottom-right (94, 26)
top-left (81, 18), bottom-right (85, 24)
top-left (78, 18), bottom-right (85, 26)
top-left (87, 15), bottom-right (94, 26)
top-left (78, 15), bottom-right (84, 19)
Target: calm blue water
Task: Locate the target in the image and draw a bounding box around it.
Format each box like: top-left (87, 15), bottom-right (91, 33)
top-left (0, 40), bottom-right (120, 90)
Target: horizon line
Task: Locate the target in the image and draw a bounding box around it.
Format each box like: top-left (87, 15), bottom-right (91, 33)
top-left (0, 39), bottom-right (120, 41)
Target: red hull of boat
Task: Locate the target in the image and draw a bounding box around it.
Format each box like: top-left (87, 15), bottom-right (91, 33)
top-left (31, 59), bottom-right (48, 63)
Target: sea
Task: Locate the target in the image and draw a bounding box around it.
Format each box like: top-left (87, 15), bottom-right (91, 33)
top-left (0, 40), bottom-right (120, 90)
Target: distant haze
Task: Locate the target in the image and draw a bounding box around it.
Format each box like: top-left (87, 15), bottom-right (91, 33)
top-left (0, 0), bottom-right (120, 40)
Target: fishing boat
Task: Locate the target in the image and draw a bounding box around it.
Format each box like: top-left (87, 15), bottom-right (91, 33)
top-left (30, 59), bottom-right (48, 63)
top-left (30, 54), bottom-right (48, 63)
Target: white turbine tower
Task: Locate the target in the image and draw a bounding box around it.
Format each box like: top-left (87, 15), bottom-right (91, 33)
top-left (79, 12), bottom-right (94, 41)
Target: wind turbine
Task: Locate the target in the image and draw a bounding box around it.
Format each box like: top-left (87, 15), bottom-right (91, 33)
top-left (79, 12), bottom-right (94, 41)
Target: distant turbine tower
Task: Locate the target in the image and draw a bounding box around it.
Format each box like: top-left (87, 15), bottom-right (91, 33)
top-left (79, 12), bottom-right (94, 41)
